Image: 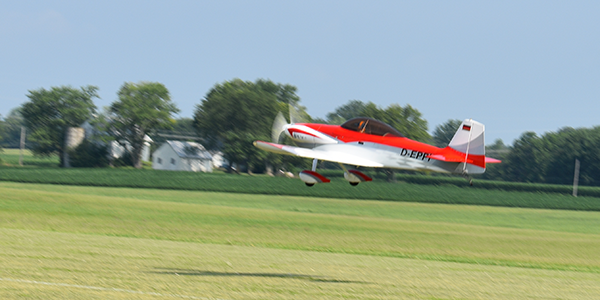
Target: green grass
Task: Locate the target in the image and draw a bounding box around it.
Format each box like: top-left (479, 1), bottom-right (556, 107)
top-left (0, 148), bottom-right (59, 167)
top-left (2, 167), bottom-right (600, 211)
top-left (1, 182), bottom-right (600, 299)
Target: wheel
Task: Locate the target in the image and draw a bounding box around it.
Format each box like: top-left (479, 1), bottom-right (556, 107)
top-left (305, 183), bottom-right (315, 187)
top-left (349, 182), bottom-right (359, 186)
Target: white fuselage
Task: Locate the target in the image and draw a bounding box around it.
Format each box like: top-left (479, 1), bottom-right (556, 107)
top-left (284, 124), bottom-right (483, 174)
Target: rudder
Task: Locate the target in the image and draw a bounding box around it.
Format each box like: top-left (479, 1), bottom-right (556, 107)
top-left (448, 119), bottom-right (485, 156)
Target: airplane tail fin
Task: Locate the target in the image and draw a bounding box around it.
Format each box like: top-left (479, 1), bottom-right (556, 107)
top-left (429, 119), bottom-right (500, 174)
top-left (449, 119), bottom-right (501, 174)
top-left (448, 119), bottom-right (485, 157)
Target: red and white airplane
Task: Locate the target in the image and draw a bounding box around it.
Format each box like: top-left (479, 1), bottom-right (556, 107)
top-left (254, 112), bottom-right (501, 186)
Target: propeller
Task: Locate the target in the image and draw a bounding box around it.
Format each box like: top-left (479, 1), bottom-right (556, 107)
top-left (271, 111), bottom-right (288, 143)
top-left (289, 103), bottom-right (304, 124)
top-left (271, 105), bottom-right (307, 143)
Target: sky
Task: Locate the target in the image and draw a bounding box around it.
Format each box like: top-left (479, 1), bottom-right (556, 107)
top-left (1, 1), bottom-right (599, 145)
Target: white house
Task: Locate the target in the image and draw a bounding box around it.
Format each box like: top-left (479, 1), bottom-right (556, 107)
top-left (152, 140), bottom-right (213, 172)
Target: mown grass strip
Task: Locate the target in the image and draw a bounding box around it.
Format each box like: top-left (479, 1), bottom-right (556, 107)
top-left (3, 182), bottom-right (600, 299)
top-left (4, 228), bottom-right (600, 299)
top-left (2, 182), bottom-right (600, 273)
top-left (4, 181), bottom-right (600, 235)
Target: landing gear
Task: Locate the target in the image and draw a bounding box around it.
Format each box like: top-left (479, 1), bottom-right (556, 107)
top-left (299, 163), bottom-right (330, 186)
top-left (462, 170), bottom-right (473, 187)
top-left (299, 160), bottom-right (372, 187)
top-left (340, 164), bottom-right (372, 186)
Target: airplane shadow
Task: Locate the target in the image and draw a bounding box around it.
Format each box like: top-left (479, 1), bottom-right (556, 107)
top-left (149, 268), bottom-right (369, 284)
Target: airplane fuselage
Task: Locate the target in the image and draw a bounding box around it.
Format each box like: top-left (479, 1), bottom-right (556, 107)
top-left (282, 123), bottom-right (480, 174)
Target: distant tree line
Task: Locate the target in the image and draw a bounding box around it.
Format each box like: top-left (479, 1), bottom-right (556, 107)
top-left (490, 128), bottom-right (600, 186)
top-left (431, 119), bottom-right (598, 186)
top-left (2, 78), bottom-right (599, 187)
top-left (1, 82), bottom-right (178, 169)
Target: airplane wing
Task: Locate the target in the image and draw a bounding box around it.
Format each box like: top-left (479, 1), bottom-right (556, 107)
top-left (253, 141), bottom-right (384, 168)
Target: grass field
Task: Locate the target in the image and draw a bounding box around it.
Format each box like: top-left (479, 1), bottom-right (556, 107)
top-left (1, 181), bottom-right (600, 299)
top-left (0, 149), bottom-right (59, 167)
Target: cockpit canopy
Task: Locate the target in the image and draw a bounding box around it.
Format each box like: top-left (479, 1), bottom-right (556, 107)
top-left (341, 117), bottom-right (404, 137)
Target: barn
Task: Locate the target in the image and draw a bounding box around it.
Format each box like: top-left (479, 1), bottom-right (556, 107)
top-left (152, 140), bottom-right (213, 172)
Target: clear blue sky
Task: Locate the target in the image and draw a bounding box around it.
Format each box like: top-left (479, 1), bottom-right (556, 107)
top-left (2, 1), bottom-right (598, 145)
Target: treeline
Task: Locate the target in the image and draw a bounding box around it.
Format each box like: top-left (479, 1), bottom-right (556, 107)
top-left (482, 128), bottom-right (600, 186)
top-left (0, 83), bottom-right (177, 168)
top-left (1, 78), bottom-right (599, 187)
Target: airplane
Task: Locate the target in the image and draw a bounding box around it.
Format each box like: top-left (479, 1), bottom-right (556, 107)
top-left (253, 111), bottom-right (501, 186)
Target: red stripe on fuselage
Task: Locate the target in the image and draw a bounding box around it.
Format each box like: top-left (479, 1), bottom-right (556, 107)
top-left (300, 123), bottom-right (440, 153)
top-left (287, 127), bottom-right (319, 138)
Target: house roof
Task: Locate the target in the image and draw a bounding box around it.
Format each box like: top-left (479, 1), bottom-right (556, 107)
top-left (166, 140), bottom-right (212, 160)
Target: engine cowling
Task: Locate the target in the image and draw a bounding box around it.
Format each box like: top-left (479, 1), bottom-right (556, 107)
top-left (285, 125), bottom-right (338, 145)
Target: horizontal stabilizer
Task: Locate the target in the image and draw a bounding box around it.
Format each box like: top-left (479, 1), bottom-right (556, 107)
top-left (485, 157), bottom-right (502, 164)
top-left (429, 149), bottom-right (501, 167)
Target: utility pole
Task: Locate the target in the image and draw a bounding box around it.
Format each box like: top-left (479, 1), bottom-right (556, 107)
top-left (573, 158), bottom-right (580, 197)
top-left (19, 127), bottom-right (26, 166)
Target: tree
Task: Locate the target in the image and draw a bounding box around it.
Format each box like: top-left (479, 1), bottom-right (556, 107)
top-left (479, 139), bottom-right (509, 180)
top-left (501, 131), bottom-right (550, 183)
top-left (67, 139), bottom-right (110, 168)
top-left (494, 127), bottom-right (600, 186)
top-left (194, 78), bottom-right (301, 173)
top-left (381, 104), bottom-right (430, 142)
top-left (541, 127), bottom-right (600, 186)
top-left (171, 118), bottom-right (195, 134)
top-left (108, 82), bottom-right (179, 168)
top-left (432, 119), bottom-right (462, 147)
top-left (0, 108), bottom-right (26, 149)
top-left (21, 85), bottom-right (98, 166)
top-left (326, 100), bottom-right (367, 125)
